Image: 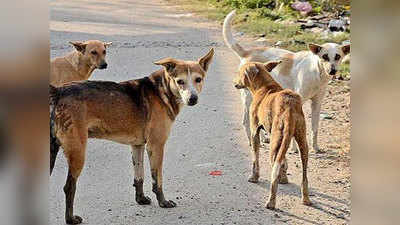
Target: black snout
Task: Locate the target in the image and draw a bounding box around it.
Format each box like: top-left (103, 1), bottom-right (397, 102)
top-left (188, 95), bottom-right (198, 106)
top-left (329, 68), bottom-right (337, 75)
top-left (99, 62), bottom-right (108, 69)
top-left (234, 84), bottom-right (244, 89)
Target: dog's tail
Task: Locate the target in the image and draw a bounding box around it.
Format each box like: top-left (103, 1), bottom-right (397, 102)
top-left (270, 111), bottom-right (293, 181)
top-left (223, 10), bottom-right (247, 59)
top-left (49, 84), bottom-right (60, 175)
top-left (49, 84), bottom-right (59, 106)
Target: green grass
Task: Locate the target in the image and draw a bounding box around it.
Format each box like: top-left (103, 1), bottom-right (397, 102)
top-left (166, 0), bottom-right (350, 74)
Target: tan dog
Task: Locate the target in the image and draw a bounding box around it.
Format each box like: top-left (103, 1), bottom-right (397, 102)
top-left (50, 40), bottom-right (112, 87)
top-left (49, 49), bottom-right (214, 224)
top-left (233, 61), bottom-right (311, 210)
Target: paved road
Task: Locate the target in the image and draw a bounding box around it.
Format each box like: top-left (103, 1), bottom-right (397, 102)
top-left (50, 1), bottom-right (350, 224)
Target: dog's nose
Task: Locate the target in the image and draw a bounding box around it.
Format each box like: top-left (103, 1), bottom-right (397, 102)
top-left (188, 95), bottom-right (198, 106)
top-left (99, 63), bottom-right (108, 69)
top-left (329, 69), bottom-right (337, 75)
top-left (234, 84), bottom-right (241, 89)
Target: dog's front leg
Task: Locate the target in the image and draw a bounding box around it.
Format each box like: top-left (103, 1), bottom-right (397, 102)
top-left (311, 94), bottom-right (323, 153)
top-left (131, 144), bottom-right (151, 205)
top-left (240, 89), bottom-right (253, 146)
top-left (146, 141), bottom-right (176, 208)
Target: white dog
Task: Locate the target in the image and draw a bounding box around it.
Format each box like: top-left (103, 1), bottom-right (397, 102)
top-left (223, 10), bottom-right (350, 152)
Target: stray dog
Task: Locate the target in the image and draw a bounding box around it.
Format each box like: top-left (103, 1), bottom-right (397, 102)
top-left (234, 61), bottom-right (312, 210)
top-left (50, 40), bottom-right (112, 87)
top-left (223, 10), bottom-right (350, 152)
top-left (50, 49), bottom-right (214, 224)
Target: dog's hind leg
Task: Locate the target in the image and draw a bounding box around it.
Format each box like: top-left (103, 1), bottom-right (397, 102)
top-left (240, 89), bottom-right (252, 146)
top-left (294, 120), bottom-right (312, 206)
top-left (62, 124), bottom-right (87, 224)
top-left (131, 144), bottom-right (151, 205)
top-left (278, 158), bottom-right (289, 184)
top-left (146, 139), bottom-right (176, 208)
top-left (248, 126), bottom-right (260, 183)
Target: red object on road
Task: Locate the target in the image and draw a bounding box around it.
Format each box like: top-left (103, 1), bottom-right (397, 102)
top-left (209, 170), bottom-right (222, 176)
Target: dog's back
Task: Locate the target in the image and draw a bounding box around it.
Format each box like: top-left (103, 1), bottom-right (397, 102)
top-left (258, 89), bottom-right (303, 147)
top-left (50, 53), bottom-right (81, 87)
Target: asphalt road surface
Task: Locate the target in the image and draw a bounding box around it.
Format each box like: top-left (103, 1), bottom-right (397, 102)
top-left (50, 0), bottom-right (350, 224)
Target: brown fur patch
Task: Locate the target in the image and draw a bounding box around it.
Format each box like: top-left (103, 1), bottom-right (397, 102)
top-left (279, 53), bottom-right (295, 76)
top-left (243, 46), bottom-right (271, 59)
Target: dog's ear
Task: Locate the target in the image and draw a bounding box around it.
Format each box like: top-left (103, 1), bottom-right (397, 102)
top-left (69, 41), bottom-right (87, 53)
top-left (154, 58), bottom-right (178, 73)
top-left (104, 42), bottom-right (113, 48)
top-left (341, 44), bottom-right (350, 55)
top-left (309, 43), bottom-right (322, 55)
top-left (244, 64), bottom-right (259, 78)
top-left (198, 48), bottom-right (214, 72)
top-left (263, 61), bottom-right (281, 72)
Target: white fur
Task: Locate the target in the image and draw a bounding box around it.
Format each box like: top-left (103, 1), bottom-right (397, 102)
top-left (131, 145), bottom-right (145, 180)
top-left (179, 67), bottom-right (199, 104)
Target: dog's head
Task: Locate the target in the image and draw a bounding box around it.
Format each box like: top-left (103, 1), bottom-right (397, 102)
top-left (309, 43), bottom-right (350, 76)
top-left (234, 61), bottom-right (281, 90)
top-left (154, 48), bottom-right (214, 106)
top-left (70, 40), bottom-right (112, 70)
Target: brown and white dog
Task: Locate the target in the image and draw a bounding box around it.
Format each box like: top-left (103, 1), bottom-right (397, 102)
top-left (49, 49), bottom-right (214, 224)
top-left (223, 10), bottom-right (350, 153)
top-left (50, 40), bottom-right (112, 87)
top-left (234, 61), bottom-right (311, 210)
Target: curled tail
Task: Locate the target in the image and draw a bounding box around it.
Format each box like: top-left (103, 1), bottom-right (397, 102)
top-left (49, 85), bottom-right (60, 175)
top-left (223, 10), bottom-right (247, 58)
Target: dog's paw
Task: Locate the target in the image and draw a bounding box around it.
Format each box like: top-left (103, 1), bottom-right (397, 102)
top-left (260, 135), bottom-right (270, 144)
top-left (66, 215), bottom-right (83, 224)
top-left (314, 148), bottom-right (324, 154)
top-left (265, 201), bottom-right (276, 210)
top-left (279, 175), bottom-right (289, 184)
top-left (313, 145), bottom-right (324, 154)
top-left (302, 198), bottom-right (312, 206)
top-left (248, 175), bottom-right (259, 183)
top-left (159, 200), bottom-right (177, 208)
top-left (136, 195), bottom-right (151, 205)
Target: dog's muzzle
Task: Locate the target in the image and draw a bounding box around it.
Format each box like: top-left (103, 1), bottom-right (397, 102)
top-left (99, 62), bottom-right (108, 69)
top-left (234, 84), bottom-right (244, 89)
top-left (329, 68), bottom-right (337, 75)
top-left (187, 95), bottom-right (198, 106)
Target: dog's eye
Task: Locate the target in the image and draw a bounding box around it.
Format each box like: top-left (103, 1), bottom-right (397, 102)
top-left (103, 50), bottom-right (106, 55)
top-left (177, 80), bottom-right (185, 85)
top-left (322, 54), bottom-right (329, 61)
top-left (91, 51), bottom-right (97, 55)
top-left (195, 77), bottom-right (202, 83)
top-left (334, 54), bottom-right (341, 61)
